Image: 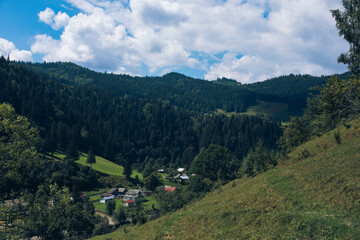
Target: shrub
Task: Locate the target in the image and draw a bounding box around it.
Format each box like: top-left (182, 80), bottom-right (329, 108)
top-left (334, 129), bottom-right (341, 144)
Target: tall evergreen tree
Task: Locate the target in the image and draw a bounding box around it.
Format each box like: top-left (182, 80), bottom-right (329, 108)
top-left (65, 140), bottom-right (79, 160)
top-left (86, 146), bottom-right (96, 168)
top-left (123, 160), bottom-right (132, 180)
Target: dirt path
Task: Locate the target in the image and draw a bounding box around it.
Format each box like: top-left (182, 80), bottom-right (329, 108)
top-left (95, 211), bottom-right (116, 225)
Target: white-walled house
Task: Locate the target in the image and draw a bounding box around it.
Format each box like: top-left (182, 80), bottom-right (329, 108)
top-left (100, 195), bottom-right (114, 204)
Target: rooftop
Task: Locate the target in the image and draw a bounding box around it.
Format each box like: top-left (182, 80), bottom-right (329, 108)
top-left (165, 186), bottom-right (177, 192)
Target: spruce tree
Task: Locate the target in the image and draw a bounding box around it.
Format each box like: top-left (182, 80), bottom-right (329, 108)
top-left (86, 146), bottom-right (96, 168)
top-left (123, 160), bottom-right (132, 180)
top-left (65, 140), bottom-right (79, 160)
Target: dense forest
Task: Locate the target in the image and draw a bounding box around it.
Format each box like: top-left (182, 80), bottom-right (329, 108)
top-left (1, 57), bottom-right (281, 171)
top-left (19, 62), bottom-right (256, 113)
top-left (17, 61), bottom-right (345, 115)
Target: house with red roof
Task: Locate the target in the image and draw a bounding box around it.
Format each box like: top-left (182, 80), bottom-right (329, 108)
top-left (124, 199), bottom-right (135, 207)
top-left (165, 186), bottom-right (177, 192)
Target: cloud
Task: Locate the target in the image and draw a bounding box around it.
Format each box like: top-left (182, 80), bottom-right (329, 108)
top-left (38, 7), bottom-right (70, 30)
top-left (205, 53), bottom-right (331, 83)
top-left (134, 0), bottom-right (188, 27)
top-left (31, 0), bottom-right (348, 82)
top-left (0, 38), bottom-right (33, 61)
top-left (38, 8), bottom-right (54, 25)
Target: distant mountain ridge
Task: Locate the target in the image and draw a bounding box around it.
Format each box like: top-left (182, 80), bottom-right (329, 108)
top-left (18, 61), bottom-right (349, 116)
top-left (19, 62), bottom-right (256, 113)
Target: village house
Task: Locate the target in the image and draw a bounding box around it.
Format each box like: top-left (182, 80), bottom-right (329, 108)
top-left (179, 175), bottom-right (189, 181)
top-left (173, 173), bottom-right (181, 180)
top-left (100, 193), bottom-right (113, 198)
top-left (3, 199), bottom-right (28, 207)
top-left (123, 189), bottom-right (142, 201)
top-left (174, 174), bottom-right (189, 183)
top-left (124, 199), bottom-right (135, 207)
top-left (117, 187), bottom-right (127, 196)
top-left (107, 188), bottom-right (119, 196)
top-left (177, 167), bottom-right (185, 172)
top-left (100, 195), bottom-right (114, 204)
top-left (164, 186), bottom-right (177, 192)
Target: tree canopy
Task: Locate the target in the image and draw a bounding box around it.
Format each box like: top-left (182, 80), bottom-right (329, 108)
top-left (0, 103), bottom-right (40, 199)
top-left (331, 0), bottom-right (360, 75)
top-left (191, 144), bottom-right (240, 182)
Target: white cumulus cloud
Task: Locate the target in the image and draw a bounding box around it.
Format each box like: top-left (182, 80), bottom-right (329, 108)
top-left (0, 38), bottom-right (33, 61)
top-left (31, 0), bottom-right (348, 82)
top-left (38, 7), bottom-right (70, 30)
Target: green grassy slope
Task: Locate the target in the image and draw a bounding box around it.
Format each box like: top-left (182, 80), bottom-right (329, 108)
top-left (92, 118), bottom-right (360, 240)
top-left (243, 101), bottom-right (294, 120)
top-left (53, 152), bottom-right (143, 180)
top-left (217, 101), bottom-right (301, 121)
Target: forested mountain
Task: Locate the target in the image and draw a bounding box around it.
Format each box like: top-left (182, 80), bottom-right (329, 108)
top-left (17, 61), bottom-right (348, 115)
top-left (242, 73), bottom-right (350, 112)
top-left (1, 57), bottom-right (281, 171)
top-left (19, 62), bottom-right (257, 113)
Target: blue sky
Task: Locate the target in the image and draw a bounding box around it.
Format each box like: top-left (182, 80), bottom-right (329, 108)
top-left (0, 0), bottom-right (65, 50)
top-left (0, 0), bottom-right (348, 83)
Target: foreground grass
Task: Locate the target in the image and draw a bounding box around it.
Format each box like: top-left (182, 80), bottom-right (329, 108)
top-left (92, 118), bottom-right (360, 239)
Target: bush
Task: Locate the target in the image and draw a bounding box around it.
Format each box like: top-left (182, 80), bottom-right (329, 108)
top-left (106, 200), bottom-right (116, 215)
top-left (297, 149), bottom-right (310, 160)
top-left (334, 129), bottom-right (341, 144)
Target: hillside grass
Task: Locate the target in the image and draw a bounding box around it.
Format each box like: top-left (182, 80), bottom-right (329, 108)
top-left (217, 100), bottom-right (299, 121)
top-left (92, 118), bottom-right (360, 240)
top-left (247, 100), bottom-right (288, 115)
top-left (52, 152), bottom-right (143, 180)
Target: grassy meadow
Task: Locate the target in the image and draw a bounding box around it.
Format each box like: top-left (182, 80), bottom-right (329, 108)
top-left (52, 152), bottom-right (143, 180)
top-left (92, 118), bottom-right (360, 239)
top-left (217, 100), bottom-right (300, 121)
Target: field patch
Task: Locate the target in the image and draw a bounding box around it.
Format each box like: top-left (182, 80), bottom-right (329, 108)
top-left (52, 152), bottom-right (143, 180)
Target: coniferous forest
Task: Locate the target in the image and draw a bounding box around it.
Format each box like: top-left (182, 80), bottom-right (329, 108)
top-left (19, 61), bottom-right (343, 115)
top-left (0, 57), bottom-right (281, 172)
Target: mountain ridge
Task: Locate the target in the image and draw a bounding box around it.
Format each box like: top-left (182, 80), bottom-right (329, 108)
top-left (18, 61), bottom-right (349, 117)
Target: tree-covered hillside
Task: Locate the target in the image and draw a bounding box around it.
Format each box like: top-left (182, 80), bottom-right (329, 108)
top-left (0, 57), bottom-right (281, 171)
top-left (19, 62), bottom-right (257, 113)
top-left (18, 61), bottom-right (347, 116)
top-left (242, 72), bottom-right (350, 112)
